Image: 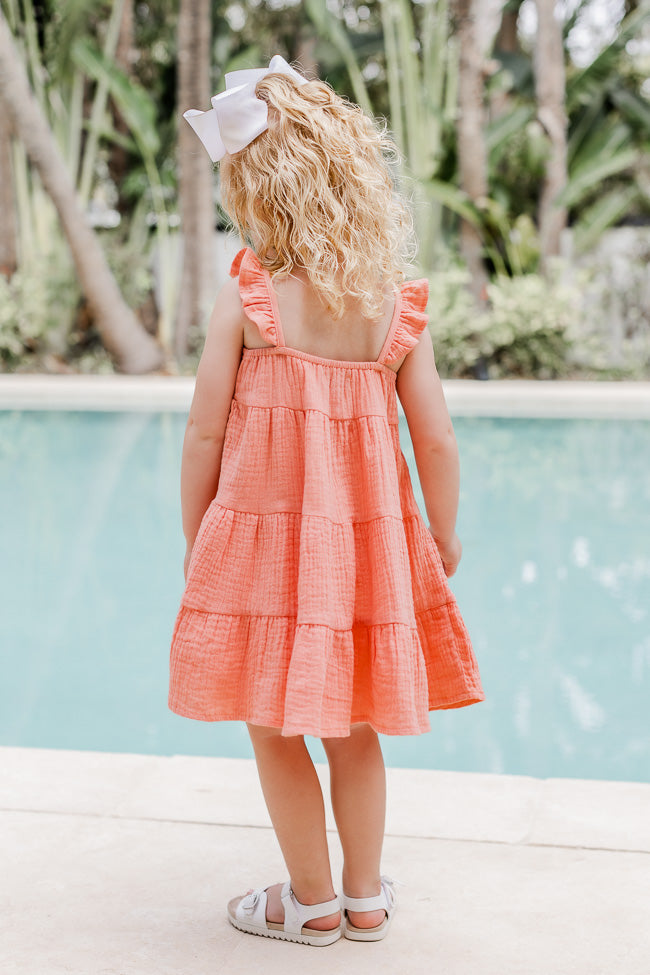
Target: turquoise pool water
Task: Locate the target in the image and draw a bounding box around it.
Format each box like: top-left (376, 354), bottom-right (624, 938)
top-left (1, 409), bottom-right (649, 782)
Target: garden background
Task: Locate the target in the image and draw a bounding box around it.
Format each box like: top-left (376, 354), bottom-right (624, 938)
top-left (0, 0), bottom-right (649, 379)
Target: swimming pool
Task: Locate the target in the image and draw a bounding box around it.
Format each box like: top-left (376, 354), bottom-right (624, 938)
top-left (1, 408), bottom-right (649, 782)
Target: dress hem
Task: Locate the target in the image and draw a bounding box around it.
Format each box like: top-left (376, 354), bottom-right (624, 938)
top-left (166, 690), bottom-right (485, 738)
top-left (168, 600), bottom-right (485, 736)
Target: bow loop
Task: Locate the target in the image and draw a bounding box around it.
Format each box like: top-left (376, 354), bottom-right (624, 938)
top-left (380, 875), bottom-right (403, 909)
top-left (239, 889), bottom-right (262, 915)
top-left (183, 55), bottom-right (309, 162)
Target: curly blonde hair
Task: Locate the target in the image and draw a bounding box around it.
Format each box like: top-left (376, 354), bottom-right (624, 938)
top-left (219, 72), bottom-right (415, 321)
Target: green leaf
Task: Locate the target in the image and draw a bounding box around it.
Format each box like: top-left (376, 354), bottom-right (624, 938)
top-left (567, 91), bottom-right (606, 166)
top-left (71, 38), bottom-right (160, 158)
top-left (486, 105), bottom-right (534, 158)
top-left (304, 0), bottom-right (373, 116)
top-left (558, 147), bottom-right (638, 208)
top-left (50, 0), bottom-right (97, 84)
top-left (84, 118), bottom-right (136, 154)
top-left (395, 0), bottom-right (423, 173)
top-left (573, 185), bottom-right (641, 253)
top-left (566, 5), bottom-right (650, 113)
top-left (569, 119), bottom-right (633, 174)
top-left (424, 179), bottom-right (483, 227)
top-left (610, 88), bottom-right (650, 135)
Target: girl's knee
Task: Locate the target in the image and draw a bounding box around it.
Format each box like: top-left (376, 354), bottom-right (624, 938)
top-left (247, 723), bottom-right (304, 747)
top-left (322, 722), bottom-right (379, 758)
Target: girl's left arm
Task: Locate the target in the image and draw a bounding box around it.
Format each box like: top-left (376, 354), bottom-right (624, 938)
top-left (181, 277), bottom-right (246, 574)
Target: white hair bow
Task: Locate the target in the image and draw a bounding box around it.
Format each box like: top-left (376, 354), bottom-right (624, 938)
top-left (183, 54), bottom-right (308, 162)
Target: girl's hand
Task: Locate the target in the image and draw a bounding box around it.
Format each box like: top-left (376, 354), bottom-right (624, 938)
top-left (431, 529), bottom-right (462, 578)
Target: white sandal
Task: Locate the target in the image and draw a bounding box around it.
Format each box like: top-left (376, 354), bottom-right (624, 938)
top-left (227, 881), bottom-right (341, 946)
top-left (341, 876), bottom-right (397, 942)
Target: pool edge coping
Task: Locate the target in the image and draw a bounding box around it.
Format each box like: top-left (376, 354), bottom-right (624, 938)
top-left (2, 375), bottom-right (650, 417)
top-left (1, 746), bottom-right (649, 854)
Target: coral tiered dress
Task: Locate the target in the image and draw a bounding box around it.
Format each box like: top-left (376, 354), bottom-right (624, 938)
top-left (168, 247), bottom-right (484, 737)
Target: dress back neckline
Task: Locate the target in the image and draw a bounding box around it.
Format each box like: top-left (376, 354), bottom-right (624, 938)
top-left (229, 247), bottom-right (429, 368)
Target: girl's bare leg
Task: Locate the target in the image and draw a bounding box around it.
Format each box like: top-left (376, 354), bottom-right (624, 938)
top-left (321, 723), bottom-right (387, 929)
top-left (246, 723), bottom-right (340, 931)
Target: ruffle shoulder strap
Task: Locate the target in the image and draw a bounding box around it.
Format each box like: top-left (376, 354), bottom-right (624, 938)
top-left (229, 247), bottom-right (280, 346)
top-left (381, 278), bottom-right (430, 363)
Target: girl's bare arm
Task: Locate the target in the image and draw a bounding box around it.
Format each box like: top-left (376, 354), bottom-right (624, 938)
top-left (181, 278), bottom-right (247, 568)
top-left (396, 328), bottom-right (462, 576)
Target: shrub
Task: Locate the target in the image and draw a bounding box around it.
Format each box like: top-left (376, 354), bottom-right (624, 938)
top-left (0, 230), bottom-right (154, 373)
top-left (482, 272), bottom-right (581, 378)
top-left (425, 264), bottom-right (488, 376)
top-left (0, 249), bottom-right (79, 370)
top-left (571, 228), bottom-right (650, 378)
top-left (428, 263), bottom-right (583, 379)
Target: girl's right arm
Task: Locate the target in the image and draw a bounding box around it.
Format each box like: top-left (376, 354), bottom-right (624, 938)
top-left (181, 278), bottom-right (247, 578)
top-left (395, 328), bottom-right (463, 577)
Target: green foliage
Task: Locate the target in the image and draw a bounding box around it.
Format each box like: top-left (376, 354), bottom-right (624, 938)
top-left (428, 238), bottom-right (650, 381)
top-left (71, 34), bottom-right (175, 347)
top-left (571, 229), bottom-right (650, 378)
top-left (426, 263), bottom-right (483, 375)
top-left (0, 252), bottom-right (80, 369)
top-left (573, 185), bottom-right (641, 254)
top-left (304, 0), bottom-right (650, 262)
top-left (425, 184), bottom-right (542, 276)
top-left (72, 37), bottom-right (161, 159)
top-left (305, 0), bottom-right (373, 115)
top-left (3, 0), bottom-right (175, 348)
top-left (483, 273), bottom-right (580, 378)
top-left (489, 119), bottom-right (547, 224)
top-left (103, 232), bottom-right (155, 316)
top-left (428, 263), bottom-right (582, 379)
top-left (487, 4), bottom-right (650, 257)
top-left (0, 230), bottom-right (153, 372)
top-left (305, 0), bottom-right (458, 265)
top-left (3, 0), bottom-right (650, 374)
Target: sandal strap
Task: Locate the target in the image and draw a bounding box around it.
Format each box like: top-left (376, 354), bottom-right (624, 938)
top-left (235, 887), bottom-right (268, 925)
top-left (280, 881), bottom-right (340, 934)
top-left (342, 878), bottom-right (396, 913)
top-left (342, 891), bottom-right (385, 912)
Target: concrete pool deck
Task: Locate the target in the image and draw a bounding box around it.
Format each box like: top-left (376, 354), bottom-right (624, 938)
top-left (1, 746), bottom-right (649, 975)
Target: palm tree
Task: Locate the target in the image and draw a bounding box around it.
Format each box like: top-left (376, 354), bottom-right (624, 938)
top-left (175, 0), bottom-right (215, 359)
top-left (0, 108), bottom-right (17, 278)
top-left (534, 0), bottom-right (568, 263)
top-left (452, 0), bottom-right (489, 300)
top-left (0, 11), bottom-right (164, 373)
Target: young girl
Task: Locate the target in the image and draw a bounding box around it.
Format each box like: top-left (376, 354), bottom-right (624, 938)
top-left (170, 55), bottom-right (484, 947)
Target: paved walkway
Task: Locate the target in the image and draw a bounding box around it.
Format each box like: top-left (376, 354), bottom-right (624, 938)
top-left (1, 746), bottom-right (649, 974)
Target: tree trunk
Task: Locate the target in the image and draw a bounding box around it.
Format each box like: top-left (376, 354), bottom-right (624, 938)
top-left (175, 0), bottom-right (214, 360)
top-left (295, 28), bottom-right (318, 79)
top-left (490, 1), bottom-right (522, 120)
top-left (534, 0), bottom-right (568, 264)
top-left (495, 0), bottom-right (522, 54)
top-left (452, 0), bottom-right (489, 303)
top-left (0, 109), bottom-right (17, 278)
top-left (0, 12), bottom-right (163, 373)
top-left (110, 0), bottom-right (134, 214)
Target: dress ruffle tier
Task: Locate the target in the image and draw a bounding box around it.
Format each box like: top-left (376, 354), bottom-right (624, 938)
top-left (168, 247), bottom-right (484, 737)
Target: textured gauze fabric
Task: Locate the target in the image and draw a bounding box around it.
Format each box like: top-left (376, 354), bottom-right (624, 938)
top-left (168, 247), bottom-right (485, 737)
